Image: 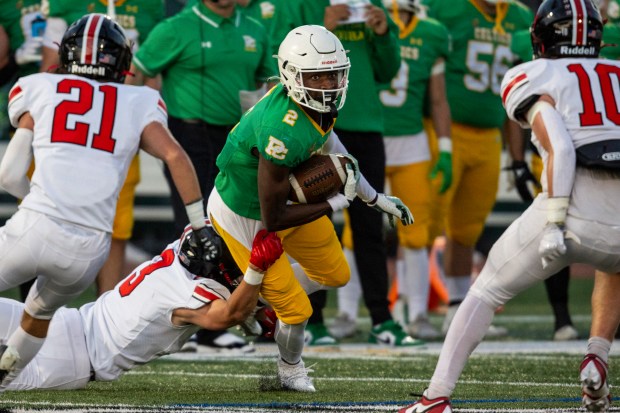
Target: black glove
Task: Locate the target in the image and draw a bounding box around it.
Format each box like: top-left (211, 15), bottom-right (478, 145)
top-left (505, 160), bottom-right (541, 203)
top-left (189, 225), bottom-right (222, 262)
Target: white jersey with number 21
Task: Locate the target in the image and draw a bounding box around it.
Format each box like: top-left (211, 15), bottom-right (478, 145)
top-left (8, 72), bottom-right (168, 232)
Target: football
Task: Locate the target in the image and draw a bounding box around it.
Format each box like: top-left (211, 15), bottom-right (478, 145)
top-left (289, 154), bottom-right (350, 204)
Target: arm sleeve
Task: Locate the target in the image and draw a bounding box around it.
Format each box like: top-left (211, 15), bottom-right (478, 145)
top-left (0, 128), bottom-right (33, 199)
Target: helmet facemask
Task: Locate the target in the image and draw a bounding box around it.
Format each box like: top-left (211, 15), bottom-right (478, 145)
top-left (277, 25), bottom-right (351, 115)
top-left (280, 63), bottom-right (349, 114)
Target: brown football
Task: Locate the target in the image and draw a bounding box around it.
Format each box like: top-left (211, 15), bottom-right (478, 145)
top-left (288, 154), bottom-right (350, 204)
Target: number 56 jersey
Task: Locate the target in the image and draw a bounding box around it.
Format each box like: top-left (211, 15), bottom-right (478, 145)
top-left (8, 73), bottom-right (167, 232)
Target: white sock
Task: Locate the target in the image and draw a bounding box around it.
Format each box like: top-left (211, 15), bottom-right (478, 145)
top-left (402, 248), bottom-right (430, 322)
top-left (445, 276), bottom-right (471, 304)
top-left (291, 263), bottom-right (323, 295)
top-left (586, 337), bottom-right (611, 363)
top-left (427, 294), bottom-right (494, 399)
top-left (5, 326), bottom-right (45, 374)
top-left (275, 320), bottom-right (307, 365)
top-left (336, 248), bottom-right (361, 320)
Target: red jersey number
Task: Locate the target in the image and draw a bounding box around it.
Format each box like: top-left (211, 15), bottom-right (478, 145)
top-left (119, 248), bottom-right (176, 297)
top-left (51, 78), bottom-right (118, 153)
top-left (568, 63), bottom-right (620, 127)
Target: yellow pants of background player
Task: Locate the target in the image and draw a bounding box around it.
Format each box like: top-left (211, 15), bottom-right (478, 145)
top-left (212, 215), bottom-right (350, 325)
top-left (443, 122), bottom-right (502, 247)
top-left (111, 154), bottom-right (140, 240)
top-left (341, 160), bottom-right (431, 250)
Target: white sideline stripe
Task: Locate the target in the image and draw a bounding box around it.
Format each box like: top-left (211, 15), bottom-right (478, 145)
top-left (125, 370), bottom-right (577, 389)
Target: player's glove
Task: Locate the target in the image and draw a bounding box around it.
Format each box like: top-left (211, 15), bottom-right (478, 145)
top-left (367, 194), bottom-right (414, 227)
top-left (190, 225), bottom-right (222, 262)
top-left (538, 223), bottom-right (567, 269)
top-left (504, 160), bottom-right (541, 203)
top-left (249, 230), bottom-right (284, 272)
top-left (238, 302), bottom-right (278, 338)
top-left (429, 137), bottom-right (453, 194)
top-left (336, 153), bottom-right (360, 202)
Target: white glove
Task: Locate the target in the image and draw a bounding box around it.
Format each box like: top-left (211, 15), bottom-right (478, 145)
top-left (326, 193), bottom-right (350, 211)
top-left (367, 193), bottom-right (414, 227)
top-left (336, 153), bottom-right (360, 202)
top-left (538, 223), bottom-right (567, 269)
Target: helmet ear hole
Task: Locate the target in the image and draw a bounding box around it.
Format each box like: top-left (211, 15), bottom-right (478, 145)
top-left (59, 13), bottom-right (133, 83)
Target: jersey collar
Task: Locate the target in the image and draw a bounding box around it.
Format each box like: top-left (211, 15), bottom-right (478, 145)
top-left (193, 2), bottom-right (241, 28)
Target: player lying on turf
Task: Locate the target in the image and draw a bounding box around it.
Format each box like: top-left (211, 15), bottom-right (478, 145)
top-left (0, 226), bottom-right (281, 391)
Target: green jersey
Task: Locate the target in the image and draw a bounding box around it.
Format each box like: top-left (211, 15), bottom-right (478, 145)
top-left (47, 0), bottom-right (163, 47)
top-left (270, 0), bottom-right (401, 133)
top-left (134, 2), bottom-right (276, 125)
top-left (379, 17), bottom-right (449, 136)
top-left (510, 29), bottom-right (532, 64)
top-left (426, 0), bottom-right (532, 128)
top-left (215, 84), bottom-right (333, 220)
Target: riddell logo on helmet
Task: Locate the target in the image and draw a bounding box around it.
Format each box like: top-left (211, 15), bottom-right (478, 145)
top-left (69, 63), bottom-right (106, 76)
top-left (560, 45), bottom-right (597, 55)
top-left (321, 60), bottom-right (338, 64)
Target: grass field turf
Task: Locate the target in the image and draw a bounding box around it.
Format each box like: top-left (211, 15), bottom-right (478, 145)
top-left (1, 276), bottom-right (616, 412)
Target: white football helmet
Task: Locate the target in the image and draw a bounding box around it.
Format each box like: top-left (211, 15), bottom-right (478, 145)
top-left (276, 25), bottom-right (350, 114)
top-left (382, 0), bottom-right (422, 13)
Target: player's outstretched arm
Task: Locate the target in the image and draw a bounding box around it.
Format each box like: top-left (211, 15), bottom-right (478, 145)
top-left (176, 230), bottom-right (283, 331)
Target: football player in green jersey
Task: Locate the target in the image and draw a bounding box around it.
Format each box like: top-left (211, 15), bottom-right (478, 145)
top-left (423, 0), bottom-right (533, 337)
top-left (208, 25), bottom-right (413, 392)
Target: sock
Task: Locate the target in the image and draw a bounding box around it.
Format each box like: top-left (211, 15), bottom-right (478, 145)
top-left (3, 326), bottom-right (45, 383)
top-left (586, 337), bottom-right (611, 363)
top-left (428, 294), bottom-right (494, 399)
top-left (336, 248), bottom-right (362, 320)
top-left (275, 320), bottom-right (307, 365)
top-left (402, 247), bottom-right (431, 322)
top-left (445, 276), bottom-right (471, 304)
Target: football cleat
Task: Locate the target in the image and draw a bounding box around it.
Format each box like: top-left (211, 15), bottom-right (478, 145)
top-left (277, 358), bottom-right (316, 392)
top-left (399, 390), bottom-right (452, 413)
top-left (580, 354), bottom-right (611, 412)
top-left (407, 316), bottom-right (441, 340)
top-left (369, 320), bottom-right (425, 347)
top-left (304, 323), bottom-right (337, 346)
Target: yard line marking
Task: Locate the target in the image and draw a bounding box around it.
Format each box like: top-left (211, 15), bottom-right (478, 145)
top-left (125, 370), bottom-right (578, 388)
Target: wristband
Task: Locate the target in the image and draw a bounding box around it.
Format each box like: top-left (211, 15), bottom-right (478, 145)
top-left (185, 199), bottom-right (205, 229)
top-left (546, 197), bottom-right (569, 224)
top-left (326, 193), bottom-right (350, 211)
top-left (438, 136), bottom-right (452, 153)
top-left (244, 267), bottom-right (265, 285)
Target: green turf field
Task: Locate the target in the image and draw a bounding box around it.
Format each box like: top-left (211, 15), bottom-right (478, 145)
top-left (1, 277), bottom-right (616, 412)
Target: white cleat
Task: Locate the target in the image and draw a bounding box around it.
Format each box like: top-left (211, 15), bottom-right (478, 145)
top-left (277, 358), bottom-right (316, 392)
top-left (580, 354), bottom-right (611, 412)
